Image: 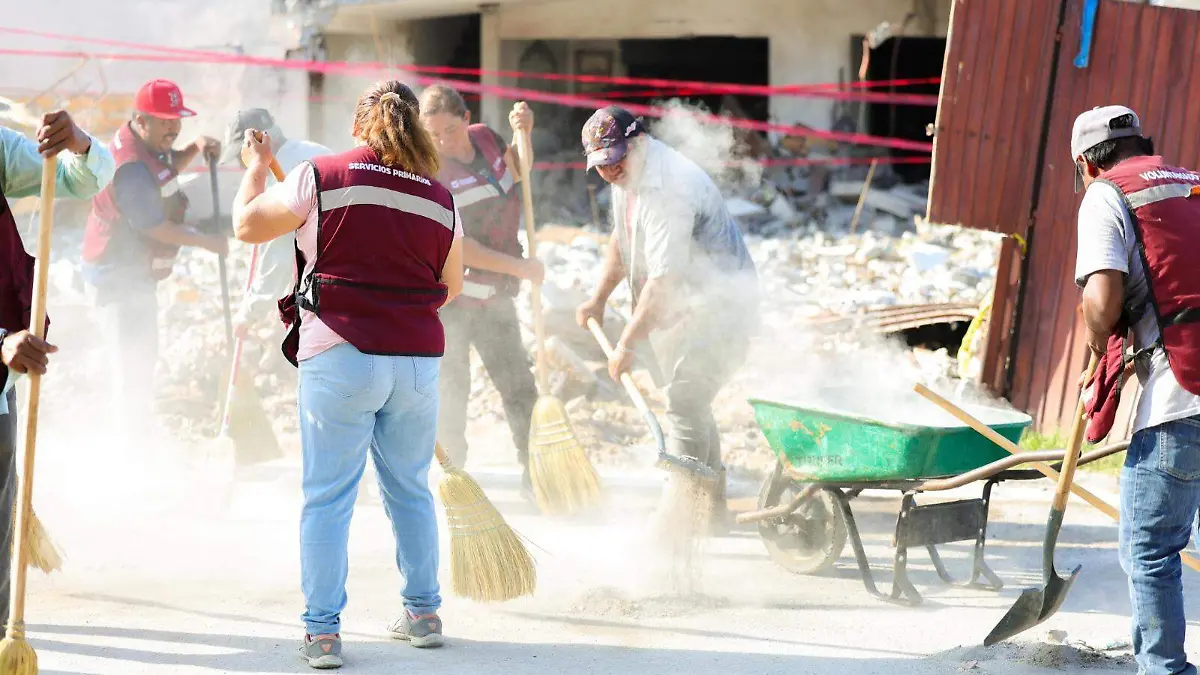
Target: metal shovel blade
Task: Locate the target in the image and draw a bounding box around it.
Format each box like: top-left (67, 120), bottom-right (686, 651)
top-left (983, 508), bottom-right (1079, 646)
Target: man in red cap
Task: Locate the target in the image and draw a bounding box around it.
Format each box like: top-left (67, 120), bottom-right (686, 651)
top-left (82, 79), bottom-right (226, 433)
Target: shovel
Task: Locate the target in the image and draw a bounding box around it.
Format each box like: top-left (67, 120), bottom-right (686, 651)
top-left (980, 354), bottom-right (1098, 646)
top-left (914, 382), bottom-right (1200, 574)
top-left (586, 318), bottom-right (717, 483)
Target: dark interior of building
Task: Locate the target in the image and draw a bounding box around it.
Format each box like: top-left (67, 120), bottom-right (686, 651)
top-left (618, 37), bottom-right (770, 120)
top-left (862, 35), bottom-right (945, 183)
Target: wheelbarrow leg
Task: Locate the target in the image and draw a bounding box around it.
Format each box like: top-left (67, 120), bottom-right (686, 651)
top-left (921, 480), bottom-right (1004, 592)
top-left (830, 487), bottom-right (923, 607)
top-left (969, 480), bottom-right (1004, 591)
top-left (891, 494), bottom-right (924, 605)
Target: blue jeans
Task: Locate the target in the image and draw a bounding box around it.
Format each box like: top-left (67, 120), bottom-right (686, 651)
top-left (298, 343), bottom-right (442, 636)
top-left (1120, 415), bottom-right (1200, 675)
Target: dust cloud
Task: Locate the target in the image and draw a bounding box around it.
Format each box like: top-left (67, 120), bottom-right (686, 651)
top-left (648, 98), bottom-right (765, 194)
top-left (636, 98), bottom-right (1018, 428)
top-left (3, 0), bottom-right (308, 595)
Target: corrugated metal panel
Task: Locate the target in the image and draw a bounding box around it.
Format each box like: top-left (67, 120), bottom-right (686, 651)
top-left (926, 0), bottom-right (1060, 234)
top-left (931, 0), bottom-right (1200, 435)
top-left (1010, 0), bottom-right (1200, 434)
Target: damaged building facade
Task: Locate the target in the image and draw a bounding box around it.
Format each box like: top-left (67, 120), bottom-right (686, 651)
top-left (278, 0), bottom-right (951, 158)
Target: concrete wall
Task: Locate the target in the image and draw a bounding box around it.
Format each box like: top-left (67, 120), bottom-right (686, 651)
top-left (316, 16), bottom-right (478, 150)
top-left (489, 0), bottom-right (945, 131)
top-left (315, 30), bottom-right (416, 152)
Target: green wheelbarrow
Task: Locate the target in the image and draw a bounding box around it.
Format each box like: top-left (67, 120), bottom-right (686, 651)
top-left (735, 391), bottom-right (1127, 607)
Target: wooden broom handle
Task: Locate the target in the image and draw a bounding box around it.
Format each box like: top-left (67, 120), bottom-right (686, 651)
top-left (914, 378), bottom-right (1200, 574)
top-left (247, 130), bottom-right (287, 182)
top-left (587, 318), bottom-right (646, 410)
top-left (9, 157), bottom-right (57, 631)
top-left (514, 127), bottom-right (548, 391)
top-left (218, 136), bottom-right (284, 431)
top-left (433, 442), bottom-right (455, 470)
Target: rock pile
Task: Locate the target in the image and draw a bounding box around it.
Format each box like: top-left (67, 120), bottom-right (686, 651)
top-left (33, 176), bottom-right (1002, 486)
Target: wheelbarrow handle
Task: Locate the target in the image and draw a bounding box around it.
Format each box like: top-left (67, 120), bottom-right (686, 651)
top-left (913, 380), bottom-right (1200, 575)
top-left (586, 318), bottom-right (667, 456)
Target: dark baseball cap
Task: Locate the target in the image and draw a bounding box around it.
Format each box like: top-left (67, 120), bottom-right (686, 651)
top-left (582, 106), bottom-right (645, 170)
top-left (220, 108), bottom-right (277, 165)
top-left (1070, 105), bottom-right (1142, 192)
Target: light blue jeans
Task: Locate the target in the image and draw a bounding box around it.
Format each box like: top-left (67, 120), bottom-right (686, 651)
top-left (1120, 415), bottom-right (1200, 675)
top-left (298, 343), bottom-right (442, 636)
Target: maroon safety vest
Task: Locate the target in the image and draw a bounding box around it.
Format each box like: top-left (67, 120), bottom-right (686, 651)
top-left (1097, 154), bottom-right (1200, 396)
top-left (0, 185), bottom-right (49, 340)
top-left (436, 124), bottom-right (522, 299)
top-left (82, 123), bottom-right (187, 281)
top-left (277, 146), bottom-right (456, 366)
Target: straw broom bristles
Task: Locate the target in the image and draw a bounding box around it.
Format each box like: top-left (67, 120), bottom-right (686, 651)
top-left (24, 508), bottom-right (61, 574)
top-left (0, 621), bottom-right (36, 674)
top-left (528, 397), bottom-right (602, 516)
top-left (435, 446), bottom-right (536, 602)
top-left (9, 504), bottom-right (61, 575)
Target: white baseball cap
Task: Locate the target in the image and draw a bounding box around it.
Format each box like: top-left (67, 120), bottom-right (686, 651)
top-left (1071, 105), bottom-right (1142, 192)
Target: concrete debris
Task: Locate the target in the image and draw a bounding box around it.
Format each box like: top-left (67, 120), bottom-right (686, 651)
top-left (31, 129), bottom-right (1000, 487)
top-left (907, 242), bottom-right (952, 271)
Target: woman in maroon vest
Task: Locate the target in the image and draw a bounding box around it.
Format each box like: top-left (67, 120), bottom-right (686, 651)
top-left (230, 80), bottom-right (463, 668)
top-left (418, 85), bottom-right (542, 500)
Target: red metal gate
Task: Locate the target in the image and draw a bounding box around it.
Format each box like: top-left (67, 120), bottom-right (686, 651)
top-left (928, 0), bottom-right (1200, 435)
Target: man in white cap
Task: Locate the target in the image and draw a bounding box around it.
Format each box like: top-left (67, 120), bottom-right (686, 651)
top-left (219, 109), bottom-right (331, 361)
top-left (1073, 104), bottom-right (1200, 675)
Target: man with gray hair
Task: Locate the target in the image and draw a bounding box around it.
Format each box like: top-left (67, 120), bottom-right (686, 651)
top-left (575, 106), bottom-right (760, 532)
top-left (1073, 104), bottom-right (1200, 675)
top-left (219, 109), bottom-right (331, 355)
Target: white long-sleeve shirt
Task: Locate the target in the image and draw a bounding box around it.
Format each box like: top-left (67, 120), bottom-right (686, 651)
top-left (234, 137), bottom-right (333, 328)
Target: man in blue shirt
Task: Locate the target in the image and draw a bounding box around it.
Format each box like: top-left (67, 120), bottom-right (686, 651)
top-left (1, 109), bottom-right (115, 633)
top-left (575, 107), bottom-right (760, 532)
top-left (81, 80), bottom-right (225, 434)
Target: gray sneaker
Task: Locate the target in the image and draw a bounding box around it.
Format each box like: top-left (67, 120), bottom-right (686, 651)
top-left (299, 633), bottom-right (343, 669)
top-left (388, 610), bottom-right (445, 648)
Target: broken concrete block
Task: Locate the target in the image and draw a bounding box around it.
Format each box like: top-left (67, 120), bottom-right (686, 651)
top-left (863, 187), bottom-right (926, 219)
top-left (829, 180), bottom-right (866, 199)
top-left (768, 196), bottom-right (798, 222)
top-left (539, 280), bottom-right (590, 314)
top-left (907, 242), bottom-right (952, 272)
top-left (870, 214), bottom-right (902, 237)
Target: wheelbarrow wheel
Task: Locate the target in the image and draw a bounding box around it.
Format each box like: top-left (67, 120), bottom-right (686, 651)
top-left (756, 462), bottom-right (846, 575)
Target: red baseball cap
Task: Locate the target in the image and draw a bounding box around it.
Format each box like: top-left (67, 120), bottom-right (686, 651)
top-left (134, 79), bottom-right (195, 119)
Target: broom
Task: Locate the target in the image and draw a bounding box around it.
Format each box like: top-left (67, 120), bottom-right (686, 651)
top-left (209, 152), bottom-right (288, 477)
top-left (514, 127), bottom-right (602, 515)
top-left (0, 154), bottom-right (57, 672)
top-left (434, 442), bottom-right (536, 602)
top-left (10, 506), bottom-right (60, 574)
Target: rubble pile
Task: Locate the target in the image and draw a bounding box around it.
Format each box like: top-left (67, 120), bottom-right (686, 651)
top-left (507, 215), bottom-right (1002, 479)
top-left (34, 155), bottom-right (1001, 483)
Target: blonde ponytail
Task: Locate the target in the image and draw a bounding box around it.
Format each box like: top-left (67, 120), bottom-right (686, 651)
top-left (353, 80), bottom-right (441, 178)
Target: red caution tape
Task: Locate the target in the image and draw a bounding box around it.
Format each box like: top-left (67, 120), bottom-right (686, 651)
top-left (0, 25), bottom-right (938, 105)
top-left (184, 154), bottom-right (930, 174)
top-left (0, 34), bottom-right (935, 153)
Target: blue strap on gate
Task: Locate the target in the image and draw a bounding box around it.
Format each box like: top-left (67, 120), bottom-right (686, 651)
top-left (1075, 0), bottom-right (1100, 68)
